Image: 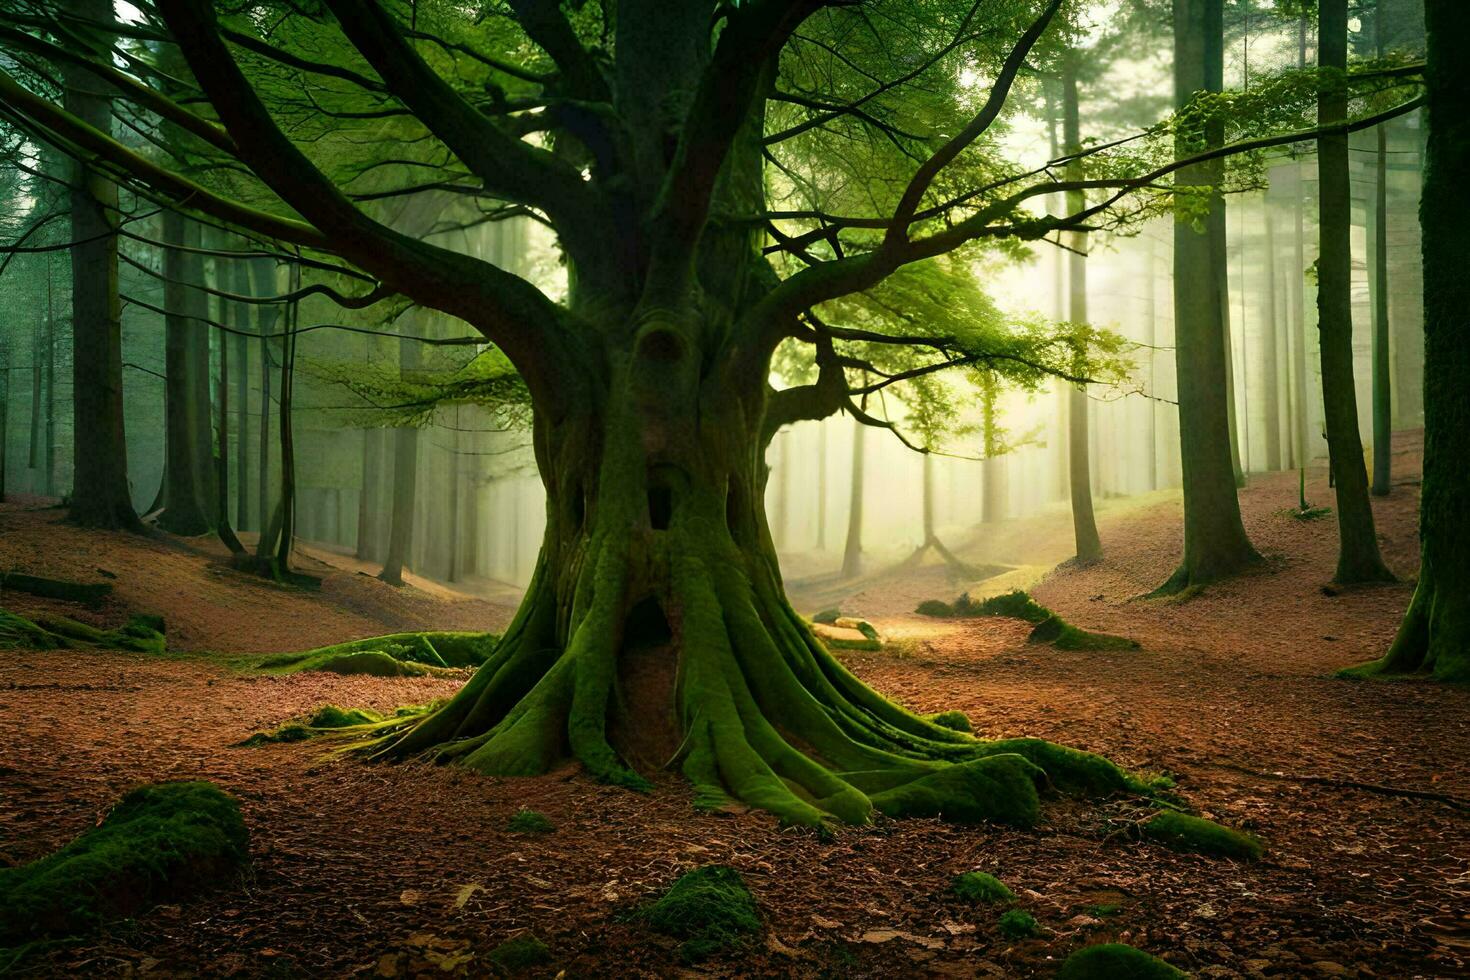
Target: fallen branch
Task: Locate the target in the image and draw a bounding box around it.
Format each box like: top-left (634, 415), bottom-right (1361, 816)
top-left (1198, 760), bottom-right (1470, 812)
top-left (0, 572), bottom-right (113, 608)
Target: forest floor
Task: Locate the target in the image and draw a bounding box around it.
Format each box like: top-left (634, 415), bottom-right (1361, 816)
top-left (1, 429), bottom-right (1466, 979)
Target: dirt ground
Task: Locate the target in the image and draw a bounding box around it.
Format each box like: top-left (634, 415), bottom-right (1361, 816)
top-left (1, 430), bottom-right (1466, 979)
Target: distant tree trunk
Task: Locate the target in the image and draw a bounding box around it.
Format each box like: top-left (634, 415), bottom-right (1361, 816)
top-left (772, 430), bottom-right (791, 551)
top-left (1369, 36), bottom-right (1392, 496)
top-left (1371, 0), bottom-right (1467, 681)
top-left (273, 264), bottom-right (300, 570)
top-left (28, 315), bottom-right (41, 483)
top-left (1158, 0), bottom-right (1260, 594)
top-left (0, 341), bottom-right (9, 502)
top-left (231, 258), bottom-right (251, 529)
top-left (156, 211), bottom-right (213, 535)
top-left (379, 322), bottom-right (420, 586)
top-left (447, 413), bottom-right (462, 582)
top-left (1260, 194), bottom-right (1283, 472)
top-left (253, 258), bottom-right (276, 538)
top-left (214, 305), bottom-right (245, 555)
top-left (44, 263), bottom-right (55, 497)
top-left (355, 427), bottom-right (380, 560)
top-left (64, 0), bottom-right (139, 530)
top-left (1143, 233), bottom-right (1159, 490)
top-left (980, 378), bottom-right (1005, 522)
top-left (1317, 0), bottom-right (1394, 584)
top-left (1289, 15), bottom-right (1313, 470)
top-left (814, 423), bottom-right (827, 550)
top-left (840, 413), bottom-right (865, 579)
top-left (1218, 221), bottom-right (1244, 486)
top-left (1062, 54), bottom-right (1102, 563)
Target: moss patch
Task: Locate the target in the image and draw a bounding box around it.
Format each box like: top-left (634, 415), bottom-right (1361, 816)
top-left (869, 754), bottom-right (1043, 826)
top-left (1143, 810), bottom-right (1263, 861)
top-left (637, 865), bottom-right (760, 962)
top-left (926, 710), bottom-right (972, 733)
top-left (506, 808), bottom-right (555, 834)
top-left (997, 907), bottom-right (1040, 938)
top-left (486, 933), bottom-right (551, 972)
top-left (237, 704), bottom-right (404, 746)
top-left (0, 781), bottom-right (248, 944)
top-left (949, 871), bottom-right (1014, 904)
top-left (1056, 943), bottom-right (1187, 979)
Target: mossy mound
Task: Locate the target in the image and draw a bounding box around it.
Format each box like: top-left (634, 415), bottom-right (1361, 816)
top-left (306, 705), bottom-right (383, 728)
top-left (913, 591), bottom-right (1137, 651)
top-left (237, 704), bottom-right (409, 746)
top-left (927, 710), bottom-right (972, 733)
top-left (949, 871), bottom-right (1014, 904)
top-left (254, 631), bottom-right (499, 677)
top-left (506, 808), bottom-right (555, 834)
top-left (997, 907), bottom-right (1039, 938)
top-left (1142, 810), bottom-right (1263, 861)
top-left (1056, 943), bottom-right (1187, 979)
top-left (487, 933), bottom-right (551, 972)
top-left (637, 865), bottom-right (760, 963)
top-left (0, 608), bottom-right (166, 654)
top-left (0, 781), bottom-right (248, 944)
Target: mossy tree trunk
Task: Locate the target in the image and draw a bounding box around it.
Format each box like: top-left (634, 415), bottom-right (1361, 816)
top-left (1372, 0), bottom-right (1469, 682)
top-left (63, 0), bottom-right (140, 531)
top-left (156, 211), bottom-right (215, 536)
top-left (1158, 0), bottom-right (1260, 594)
top-left (1316, 0), bottom-right (1394, 585)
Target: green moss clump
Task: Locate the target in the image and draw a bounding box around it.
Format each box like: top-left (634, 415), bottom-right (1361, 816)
top-left (236, 723), bottom-right (315, 746)
top-left (1027, 614), bottom-right (1140, 652)
top-left (997, 908), bottom-right (1039, 939)
top-left (507, 808), bottom-right (555, 834)
top-left (1056, 943), bottom-right (1187, 979)
top-left (914, 598), bottom-right (954, 617)
top-left (1142, 810), bottom-right (1263, 861)
top-left (305, 705), bottom-right (382, 728)
top-left (971, 590), bottom-right (1051, 624)
top-left (949, 871), bottom-right (1014, 904)
top-left (637, 865), bottom-right (760, 962)
top-left (253, 631), bottom-right (500, 677)
top-left (811, 608), bottom-right (842, 625)
top-left (928, 710), bottom-right (972, 733)
top-left (869, 754), bottom-right (1042, 826)
top-left (487, 933), bottom-right (551, 972)
top-left (0, 781), bottom-right (248, 944)
top-left (0, 608), bottom-right (166, 654)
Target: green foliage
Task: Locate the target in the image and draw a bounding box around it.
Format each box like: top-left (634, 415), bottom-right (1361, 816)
top-left (0, 782), bottom-right (248, 944)
top-left (997, 908), bottom-right (1040, 939)
top-left (306, 346), bottom-right (531, 431)
top-left (486, 933), bottom-right (551, 972)
top-left (1057, 943), bottom-right (1186, 979)
top-left (506, 808), bottom-right (555, 835)
top-left (927, 710), bottom-right (972, 733)
top-left (949, 871), bottom-right (1014, 905)
top-left (1142, 810), bottom-right (1263, 861)
top-left (637, 866), bottom-right (761, 963)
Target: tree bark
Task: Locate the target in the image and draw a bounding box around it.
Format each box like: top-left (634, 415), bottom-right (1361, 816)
top-left (1316, 0), bottom-right (1394, 584)
top-left (1061, 53), bottom-right (1102, 564)
top-left (1260, 194), bottom-right (1282, 472)
top-left (355, 427), bottom-right (380, 561)
top-left (1371, 0), bottom-right (1468, 680)
top-left (1370, 111), bottom-right (1392, 495)
top-left (64, 0), bottom-right (140, 530)
top-left (1157, 0), bottom-right (1260, 594)
top-left (253, 258), bottom-right (275, 539)
top-left (231, 256), bottom-right (252, 528)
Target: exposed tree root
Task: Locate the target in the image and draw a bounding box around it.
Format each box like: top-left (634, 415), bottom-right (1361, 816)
top-left (0, 608), bottom-right (166, 653)
top-left (0, 572), bottom-right (113, 609)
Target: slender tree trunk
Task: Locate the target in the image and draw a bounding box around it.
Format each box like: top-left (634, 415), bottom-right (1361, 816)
top-left (273, 264), bottom-right (300, 571)
top-left (1317, 0), bottom-right (1393, 583)
top-left (0, 342), bottom-right (9, 503)
top-left (214, 304), bottom-right (244, 554)
top-left (231, 257), bottom-right (251, 529)
top-left (1159, 0), bottom-right (1259, 593)
top-left (814, 423), bottom-right (827, 550)
top-left (64, 0), bottom-right (139, 529)
top-left (43, 263), bottom-right (55, 497)
top-left (1370, 108), bottom-right (1392, 495)
top-left (379, 321), bottom-right (420, 586)
top-left (840, 413), bottom-right (865, 579)
top-left (1260, 194), bottom-right (1282, 472)
top-left (1371, 0), bottom-right (1468, 680)
top-left (157, 212), bottom-right (213, 535)
top-left (980, 379), bottom-right (1005, 522)
top-left (1061, 54), bottom-right (1102, 563)
top-left (447, 413), bottom-right (462, 582)
top-left (253, 258), bottom-right (275, 539)
top-left (28, 315), bottom-right (41, 482)
top-left (356, 427), bottom-right (380, 560)
top-left (1143, 232), bottom-right (1159, 490)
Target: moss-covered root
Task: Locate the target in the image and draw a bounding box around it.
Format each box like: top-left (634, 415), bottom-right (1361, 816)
top-left (914, 590), bottom-right (1138, 651)
top-left (926, 710), bottom-right (973, 733)
top-left (1142, 810), bottom-right (1263, 861)
top-left (637, 865), bottom-right (761, 963)
top-left (0, 608), bottom-right (166, 653)
top-left (1057, 943), bottom-right (1188, 979)
top-left (0, 781), bottom-right (248, 944)
top-left (949, 871), bottom-right (1014, 904)
top-left (253, 630), bottom-right (499, 677)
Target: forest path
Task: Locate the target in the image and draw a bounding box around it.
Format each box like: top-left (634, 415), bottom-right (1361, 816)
top-left (1, 429), bottom-right (1466, 978)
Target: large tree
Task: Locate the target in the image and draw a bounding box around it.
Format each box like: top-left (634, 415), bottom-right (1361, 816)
top-left (1361, 0), bottom-right (1467, 682)
top-left (0, 0), bottom-right (1423, 824)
